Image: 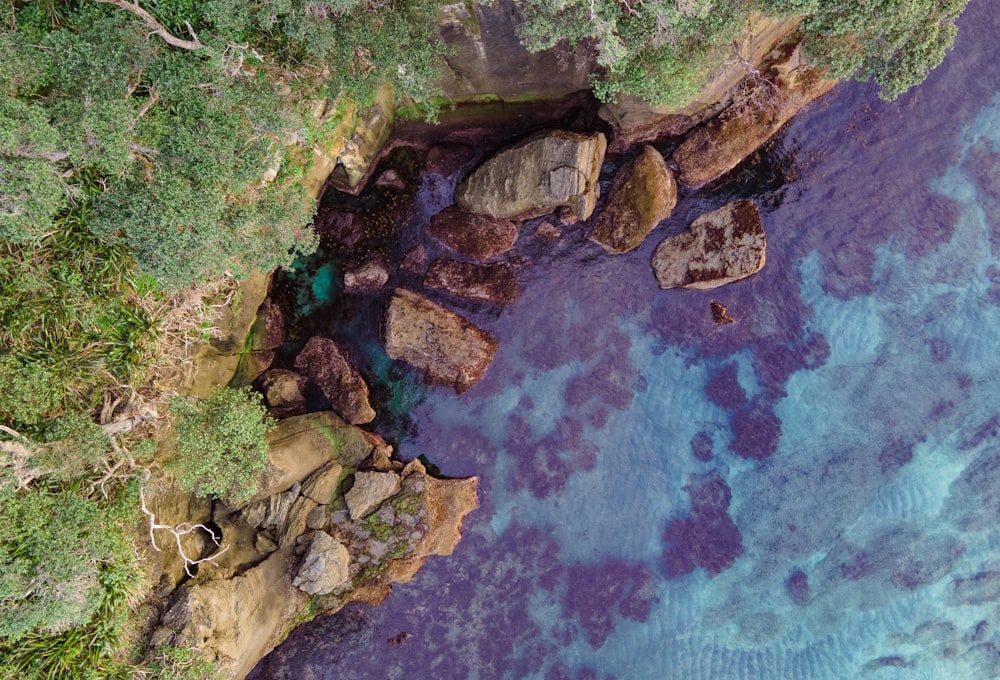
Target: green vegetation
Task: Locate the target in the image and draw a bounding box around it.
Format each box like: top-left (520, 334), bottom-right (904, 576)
top-left (171, 387), bottom-right (276, 505)
top-left (0, 0), bottom-right (973, 675)
top-left (518, 0), bottom-right (971, 105)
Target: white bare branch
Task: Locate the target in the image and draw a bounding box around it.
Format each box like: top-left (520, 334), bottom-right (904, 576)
top-left (140, 487), bottom-right (230, 577)
top-left (93, 0), bottom-right (205, 52)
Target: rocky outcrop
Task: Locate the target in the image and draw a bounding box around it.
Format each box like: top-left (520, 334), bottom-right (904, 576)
top-left (427, 206), bottom-right (519, 262)
top-left (598, 14), bottom-right (804, 150)
top-left (437, 1), bottom-right (592, 100)
top-left (673, 45), bottom-right (837, 187)
top-left (345, 471), bottom-right (402, 520)
top-left (651, 200), bottom-right (766, 290)
top-left (149, 412), bottom-right (478, 679)
top-left (424, 259), bottom-right (518, 305)
top-left (293, 337), bottom-right (375, 425)
top-left (344, 256), bottom-right (390, 292)
top-left (258, 369), bottom-right (309, 419)
top-left (589, 145), bottom-right (677, 254)
top-left (456, 130), bottom-right (607, 221)
top-left (292, 531), bottom-right (351, 595)
top-left (302, 82), bottom-right (396, 198)
top-left (382, 288), bottom-right (498, 393)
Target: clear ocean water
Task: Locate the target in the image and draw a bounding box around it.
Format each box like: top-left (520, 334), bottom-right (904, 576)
top-left (252, 3), bottom-right (1000, 678)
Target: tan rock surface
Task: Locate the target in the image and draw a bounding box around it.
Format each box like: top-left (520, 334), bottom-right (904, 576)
top-left (456, 130), bottom-right (607, 221)
top-left (382, 288), bottom-right (498, 393)
top-left (652, 200), bottom-right (766, 290)
top-left (589, 145), bottom-right (677, 254)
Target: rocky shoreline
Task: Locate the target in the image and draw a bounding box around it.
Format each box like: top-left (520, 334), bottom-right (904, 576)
top-left (140, 23), bottom-right (836, 679)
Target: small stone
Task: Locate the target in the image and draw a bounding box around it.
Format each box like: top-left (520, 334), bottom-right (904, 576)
top-left (368, 540), bottom-right (389, 559)
top-left (344, 256), bottom-right (390, 292)
top-left (306, 505), bottom-right (328, 530)
top-left (427, 206), bottom-right (519, 263)
top-left (423, 259), bottom-right (518, 305)
top-left (711, 301), bottom-right (736, 325)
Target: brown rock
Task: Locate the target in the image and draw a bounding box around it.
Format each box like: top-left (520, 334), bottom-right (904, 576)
top-left (673, 48), bottom-right (836, 187)
top-left (423, 259), bottom-right (517, 305)
top-left (382, 288), bottom-right (498, 393)
top-left (401, 243), bottom-right (429, 274)
top-left (300, 460), bottom-right (345, 505)
top-left (425, 142), bottom-right (477, 177)
top-left (589, 145), bottom-right (677, 254)
top-left (247, 298), bottom-right (284, 351)
top-left (294, 337), bottom-right (375, 425)
top-left (711, 302), bottom-right (736, 325)
top-left (427, 206), bottom-right (518, 262)
top-left (652, 200), bottom-right (766, 290)
top-left (344, 256), bottom-right (390, 292)
top-left (314, 207), bottom-right (364, 249)
top-left (374, 168), bottom-right (406, 191)
top-left (258, 369), bottom-right (309, 419)
top-left (456, 130), bottom-right (607, 221)
top-left (536, 221), bottom-right (562, 241)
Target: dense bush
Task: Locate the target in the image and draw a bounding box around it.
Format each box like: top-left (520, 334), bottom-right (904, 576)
top-left (518, 0), bottom-right (971, 105)
top-left (172, 387), bottom-right (276, 505)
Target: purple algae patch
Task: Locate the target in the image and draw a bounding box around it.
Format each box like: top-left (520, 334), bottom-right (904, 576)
top-left (663, 473), bottom-right (743, 578)
top-left (879, 439), bottom-right (916, 475)
top-left (730, 396), bottom-right (782, 460)
top-left (562, 561), bottom-right (658, 649)
top-left (785, 568), bottom-right (810, 606)
top-left (704, 362), bottom-right (747, 410)
top-left (691, 431), bottom-right (714, 462)
top-left (508, 415), bottom-right (598, 499)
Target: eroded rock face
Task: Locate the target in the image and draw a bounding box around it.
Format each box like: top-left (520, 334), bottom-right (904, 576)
top-left (651, 200), bottom-right (766, 290)
top-left (589, 145), bottom-right (677, 254)
top-left (673, 46), bottom-right (836, 187)
top-left (427, 206), bottom-right (519, 262)
top-left (456, 130), bottom-right (607, 221)
top-left (382, 288), bottom-right (498, 393)
top-left (345, 471), bottom-right (402, 520)
top-left (294, 337), bottom-right (375, 425)
top-left (424, 259), bottom-right (518, 305)
top-left (258, 369), bottom-right (309, 419)
top-left (293, 531), bottom-right (351, 595)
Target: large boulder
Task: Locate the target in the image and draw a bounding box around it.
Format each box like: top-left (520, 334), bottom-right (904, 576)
top-left (672, 46), bottom-right (836, 187)
top-left (292, 531), bottom-right (351, 595)
top-left (294, 337), bottom-right (375, 425)
top-left (423, 259), bottom-right (518, 305)
top-left (382, 288), bottom-right (498, 393)
top-left (651, 200), bottom-right (766, 290)
top-left (589, 145), bottom-right (677, 254)
top-left (345, 470), bottom-right (402, 520)
top-left (427, 206), bottom-right (518, 262)
top-left (456, 130), bottom-right (607, 221)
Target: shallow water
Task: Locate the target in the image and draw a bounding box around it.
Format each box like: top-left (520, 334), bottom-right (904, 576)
top-left (253, 3), bottom-right (1000, 678)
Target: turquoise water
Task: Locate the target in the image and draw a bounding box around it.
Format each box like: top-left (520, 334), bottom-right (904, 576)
top-left (253, 3), bottom-right (1000, 678)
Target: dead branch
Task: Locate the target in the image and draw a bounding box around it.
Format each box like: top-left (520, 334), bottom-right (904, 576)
top-left (0, 426), bottom-right (42, 490)
top-left (140, 487), bottom-right (229, 577)
top-left (93, 0), bottom-right (205, 52)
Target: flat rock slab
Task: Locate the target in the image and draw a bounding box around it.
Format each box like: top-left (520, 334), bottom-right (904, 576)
top-left (427, 206), bottom-right (518, 262)
top-left (382, 288), bottom-right (498, 393)
top-left (346, 471), bottom-right (401, 520)
top-left (589, 145), bottom-right (677, 254)
top-left (456, 130), bottom-right (607, 221)
top-left (294, 337), bottom-right (375, 425)
top-left (423, 259), bottom-right (517, 305)
top-left (651, 200), bottom-right (766, 290)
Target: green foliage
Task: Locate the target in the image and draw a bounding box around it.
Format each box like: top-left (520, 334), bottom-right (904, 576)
top-left (518, 0), bottom-right (971, 104)
top-left (171, 387), bottom-right (276, 505)
top-left (797, 0), bottom-right (970, 100)
top-left (141, 644), bottom-right (219, 680)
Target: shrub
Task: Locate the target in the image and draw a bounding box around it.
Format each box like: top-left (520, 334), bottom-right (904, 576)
top-left (171, 387), bottom-right (276, 505)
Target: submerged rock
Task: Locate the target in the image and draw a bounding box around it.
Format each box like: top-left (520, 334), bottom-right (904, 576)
top-left (344, 256), bottom-right (390, 292)
top-left (456, 130), bottom-right (607, 221)
top-left (423, 258), bottom-right (518, 305)
top-left (293, 531), bottom-right (351, 595)
top-left (589, 145), bottom-right (677, 254)
top-left (673, 46), bottom-right (836, 187)
top-left (427, 206), bottom-right (519, 262)
top-left (382, 288), bottom-right (498, 393)
top-left (294, 337), bottom-right (375, 425)
top-left (651, 200), bottom-right (766, 290)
